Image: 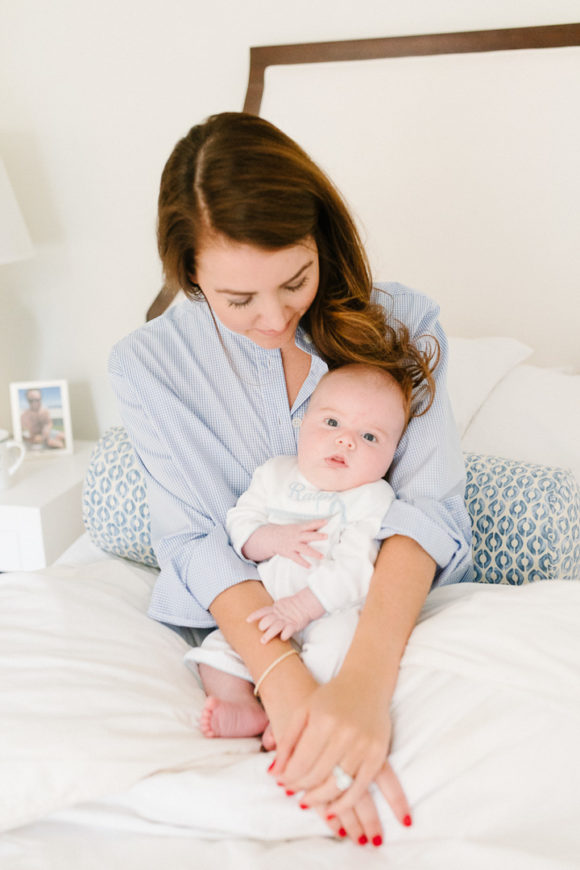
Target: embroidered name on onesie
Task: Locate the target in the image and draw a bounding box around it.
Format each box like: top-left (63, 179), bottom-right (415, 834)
top-left (287, 482), bottom-right (347, 524)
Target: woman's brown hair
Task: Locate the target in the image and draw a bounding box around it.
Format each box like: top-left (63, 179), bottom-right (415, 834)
top-left (155, 112), bottom-right (438, 416)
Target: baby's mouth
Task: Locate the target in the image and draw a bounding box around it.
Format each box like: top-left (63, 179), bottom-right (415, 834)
top-left (325, 454), bottom-right (348, 467)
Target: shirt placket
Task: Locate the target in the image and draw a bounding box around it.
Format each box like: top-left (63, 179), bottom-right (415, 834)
top-left (255, 347), bottom-right (297, 455)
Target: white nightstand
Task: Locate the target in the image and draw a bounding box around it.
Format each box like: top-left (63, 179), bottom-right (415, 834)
top-left (0, 441), bottom-right (96, 571)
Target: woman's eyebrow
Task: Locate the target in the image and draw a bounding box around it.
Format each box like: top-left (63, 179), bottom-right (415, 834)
top-left (214, 260), bottom-right (313, 294)
top-left (280, 260), bottom-right (313, 286)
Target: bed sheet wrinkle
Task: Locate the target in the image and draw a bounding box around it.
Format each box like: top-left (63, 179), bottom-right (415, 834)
top-left (18, 579), bottom-right (575, 868)
top-left (3, 535), bottom-right (580, 866)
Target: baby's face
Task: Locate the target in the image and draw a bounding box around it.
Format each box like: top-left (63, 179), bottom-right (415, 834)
top-left (297, 368), bottom-right (406, 492)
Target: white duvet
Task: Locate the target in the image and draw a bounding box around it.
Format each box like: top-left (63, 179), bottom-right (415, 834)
top-left (1, 548), bottom-right (580, 870)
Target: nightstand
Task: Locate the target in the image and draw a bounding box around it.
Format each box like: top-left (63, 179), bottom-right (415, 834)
top-left (0, 441), bottom-right (96, 571)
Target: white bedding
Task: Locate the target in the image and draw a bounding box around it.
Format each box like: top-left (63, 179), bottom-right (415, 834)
top-left (2, 537), bottom-right (580, 869)
top-left (1, 341), bottom-right (578, 868)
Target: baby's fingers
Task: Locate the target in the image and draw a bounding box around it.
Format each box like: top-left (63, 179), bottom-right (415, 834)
top-left (260, 620), bottom-right (287, 643)
top-left (295, 544), bottom-right (324, 563)
top-left (246, 606), bottom-right (274, 624)
top-left (301, 518), bottom-right (329, 531)
top-left (289, 552), bottom-right (313, 568)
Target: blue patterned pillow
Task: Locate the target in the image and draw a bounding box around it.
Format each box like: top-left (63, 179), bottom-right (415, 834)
top-left (464, 453), bottom-right (580, 583)
top-left (82, 427), bottom-right (580, 583)
top-left (82, 427), bottom-right (158, 568)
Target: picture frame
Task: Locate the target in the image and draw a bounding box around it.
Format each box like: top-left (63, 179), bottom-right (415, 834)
top-left (9, 380), bottom-right (73, 456)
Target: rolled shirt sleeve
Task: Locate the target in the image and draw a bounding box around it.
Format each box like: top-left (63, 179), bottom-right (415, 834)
top-left (109, 329), bottom-right (263, 628)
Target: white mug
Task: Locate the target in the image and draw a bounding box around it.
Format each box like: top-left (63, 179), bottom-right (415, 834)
top-left (0, 430), bottom-right (25, 491)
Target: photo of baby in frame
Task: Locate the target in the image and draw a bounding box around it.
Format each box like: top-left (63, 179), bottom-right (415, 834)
top-left (9, 380), bottom-right (73, 456)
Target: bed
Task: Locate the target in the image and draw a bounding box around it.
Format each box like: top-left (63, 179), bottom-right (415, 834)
top-left (2, 23), bottom-right (580, 870)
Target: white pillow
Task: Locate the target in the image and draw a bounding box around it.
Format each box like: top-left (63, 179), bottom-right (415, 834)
top-left (446, 337), bottom-right (532, 436)
top-left (0, 560), bottom-right (257, 832)
top-left (461, 363), bottom-right (580, 484)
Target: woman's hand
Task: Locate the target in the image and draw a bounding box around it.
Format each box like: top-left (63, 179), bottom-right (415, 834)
top-left (266, 669), bottom-right (412, 843)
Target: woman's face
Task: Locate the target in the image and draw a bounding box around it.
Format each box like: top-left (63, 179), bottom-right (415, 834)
top-left (194, 235), bottom-right (319, 350)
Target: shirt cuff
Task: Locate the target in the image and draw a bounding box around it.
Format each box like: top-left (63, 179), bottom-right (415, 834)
top-left (379, 499), bottom-right (459, 569)
top-left (159, 524), bottom-right (261, 612)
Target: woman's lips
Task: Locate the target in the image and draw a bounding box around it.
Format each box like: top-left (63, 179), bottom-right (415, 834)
top-left (255, 321), bottom-right (292, 337)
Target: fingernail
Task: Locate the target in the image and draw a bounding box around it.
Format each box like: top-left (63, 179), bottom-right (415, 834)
top-left (338, 828), bottom-right (347, 838)
top-left (326, 814), bottom-right (336, 821)
top-left (285, 789), bottom-right (295, 796)
top-left (267, 761), bottom-right (275, 773)
top-left (299, 802), bottom-right (309, 810)
top-left (372, 835), bottom-right (383, 847)
top-left (403, 814), bottom-right (412, 827)
top-left (358, 835), bottom-right (368, 845)
top-left (276, 781), bottom-right (284, 787)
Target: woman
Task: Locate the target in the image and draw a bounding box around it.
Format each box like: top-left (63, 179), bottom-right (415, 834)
top-left (109, 112), bottom-right (473, 847)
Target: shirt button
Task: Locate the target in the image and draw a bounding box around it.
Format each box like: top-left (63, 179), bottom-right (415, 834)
top-left (292, 418), bottom-right (302, 429)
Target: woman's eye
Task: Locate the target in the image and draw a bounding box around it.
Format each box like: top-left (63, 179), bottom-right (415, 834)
top-left (285, 277), bottom-right (307, 292)
top-left (362, 432), bottom-right (377, 442)
top-left (227, 297), bottom-right (252, 308)
top-left (324, 418), bottom-right (339, 428)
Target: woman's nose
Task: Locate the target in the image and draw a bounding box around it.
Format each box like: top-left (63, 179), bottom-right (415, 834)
top-left (336, 432), bottom-right (354, 449)
top-left (257, 297), bottom-right (287, 331)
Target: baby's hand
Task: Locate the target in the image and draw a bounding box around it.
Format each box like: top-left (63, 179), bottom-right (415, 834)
top-left (242, 520), bottom-right (328, 567)
top-left (247, 588), bottom-right (326, 643)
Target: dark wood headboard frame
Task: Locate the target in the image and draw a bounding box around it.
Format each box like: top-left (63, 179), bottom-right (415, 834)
top-left (147, 23), bottom-right (580, 321)
top-left (243, 23), bottom-right (580, 114)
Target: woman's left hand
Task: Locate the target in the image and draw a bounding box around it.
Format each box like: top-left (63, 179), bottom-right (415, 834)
top-left (267, 668), bottom-right (411, 825)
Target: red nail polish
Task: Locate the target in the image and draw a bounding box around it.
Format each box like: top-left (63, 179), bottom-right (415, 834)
top-left (299, 803), bottom-right (309, 810)
top-left (276, 781), bottom-right (284, 787)
top-left (326, 814), bottom-right (336, 821)
top-left (338, 828), bottom-right (347, 838)
top-left (285, 789), bottom-right (295, 796)
top-left (358, 835), bottom-right (368, 845)
top-left (403, 814), bottom-right (412, 827)
top-left (372, 835), bottom-right (383, 847)
top-left (267, 761), bottom-right (275, 773)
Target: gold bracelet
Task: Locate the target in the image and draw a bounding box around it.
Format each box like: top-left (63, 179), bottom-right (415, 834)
top-left (253, 649), bottom-right (299, 698)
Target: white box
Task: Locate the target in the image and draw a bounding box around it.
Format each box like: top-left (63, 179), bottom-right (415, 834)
top-left (0, 441), bottom-right (95, 571)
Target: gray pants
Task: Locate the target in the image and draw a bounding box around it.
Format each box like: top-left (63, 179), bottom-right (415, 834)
top-left (163, 622), bottom-right (215, 648)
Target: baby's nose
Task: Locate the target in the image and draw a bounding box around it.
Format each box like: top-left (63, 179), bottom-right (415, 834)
top-left (336, 432), bottom-right (355, 449)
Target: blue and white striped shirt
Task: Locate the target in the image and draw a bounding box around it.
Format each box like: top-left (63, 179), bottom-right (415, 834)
top-left (109, 282), bottom-right (474, 627)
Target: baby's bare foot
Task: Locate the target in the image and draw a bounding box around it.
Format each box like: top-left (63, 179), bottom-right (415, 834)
top-left (199, 695), bottom-right (269, 738)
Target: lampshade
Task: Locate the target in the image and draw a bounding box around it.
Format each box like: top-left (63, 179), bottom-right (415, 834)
top-left (0, 157), bottom-right (34, 266)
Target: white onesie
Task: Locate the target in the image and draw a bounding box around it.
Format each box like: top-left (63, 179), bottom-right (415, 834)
top-left (185, 455), bottom-right (395, 684)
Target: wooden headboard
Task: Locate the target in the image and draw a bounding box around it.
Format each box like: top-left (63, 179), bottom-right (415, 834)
top-left (243, 24), bottom-right (580, 114)
top-left (148, 24), bottom-right (580, 371)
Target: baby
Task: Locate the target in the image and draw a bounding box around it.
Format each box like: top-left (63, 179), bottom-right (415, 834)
top-left (185, 364), bottom-right (410, 738)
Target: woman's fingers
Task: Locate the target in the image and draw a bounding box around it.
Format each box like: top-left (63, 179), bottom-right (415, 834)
top-left (313, 792), bottom-right (383, 846)
top-left (313, 759), bottom-right (410, 827)
top-left (269, 707), bottom-right (310, 775)
top-left (372, 760), bottom-right (412, 827)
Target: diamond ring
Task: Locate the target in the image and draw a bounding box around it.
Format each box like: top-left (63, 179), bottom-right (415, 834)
top-left (332, 764), bottom-right (354, 791)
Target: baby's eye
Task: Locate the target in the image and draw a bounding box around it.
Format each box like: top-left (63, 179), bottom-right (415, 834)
top-left (362, 432), bottom-right (377, 442)
top-left (324, 418), bottom-right (339, 428)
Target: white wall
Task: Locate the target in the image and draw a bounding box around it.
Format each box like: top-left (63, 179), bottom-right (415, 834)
top-left (1, 0), bottom-right (578, 439)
